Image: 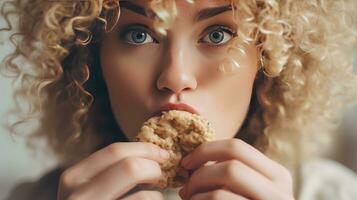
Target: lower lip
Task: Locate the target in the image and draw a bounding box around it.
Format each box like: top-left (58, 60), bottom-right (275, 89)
top-left (166, 104), bottom-right (197, 113)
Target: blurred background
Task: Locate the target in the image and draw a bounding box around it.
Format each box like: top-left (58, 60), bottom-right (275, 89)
top-left (0, 46), bottom-right (59, 198)
top-left (1, 3), bottom-right (357, 200)
top-left (0, 8), bottom-right (59, 199)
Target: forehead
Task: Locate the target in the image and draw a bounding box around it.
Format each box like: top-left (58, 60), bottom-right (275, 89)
top-left (118, 0), bottom-right (234, 27)
top-left (120, 0), bottom-right (232, 21)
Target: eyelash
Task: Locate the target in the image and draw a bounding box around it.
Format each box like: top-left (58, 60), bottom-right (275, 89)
top-left (118, 25), bottom-right (158, 45)
top-left (117, 24), bottom-right (237, 46)
top-left (199, 25), bottom-right (237, 46)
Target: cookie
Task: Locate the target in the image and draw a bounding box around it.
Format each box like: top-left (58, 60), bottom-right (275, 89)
top-left (135, 110), bottom-right (215, 188)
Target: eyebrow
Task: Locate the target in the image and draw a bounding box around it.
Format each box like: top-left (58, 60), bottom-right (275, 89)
top-left (120, 1), bottom-right (233, 22)
top-left (120, 1), bottom-right (155, 18)
top-left (195, 4), bottom-right (233, 22)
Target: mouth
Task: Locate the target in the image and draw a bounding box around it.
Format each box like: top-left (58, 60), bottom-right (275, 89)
top-left (153, 103), bottom-right (199, 117)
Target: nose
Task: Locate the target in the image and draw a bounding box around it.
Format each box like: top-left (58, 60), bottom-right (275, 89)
top-left (156, 41), bottom-right (197, 94)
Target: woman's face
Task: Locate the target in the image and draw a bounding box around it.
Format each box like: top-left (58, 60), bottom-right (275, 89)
top-left (100, 0), bottom-right (259, 141)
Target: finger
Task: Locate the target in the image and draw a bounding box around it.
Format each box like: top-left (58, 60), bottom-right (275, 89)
top-left (61, 142), bottom-right (170, 188)
top-left (68, 157), bottom-right (163, 200)
top-left (181, 139), bottom-right (283, 180)
top-left (183, 160), bottom-right (279, 200)
top-left (190, 189), bottom-right (250, 200)
top-left (120, 190), bottom-right (164, 200)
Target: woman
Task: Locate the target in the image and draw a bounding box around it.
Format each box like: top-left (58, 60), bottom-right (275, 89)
top-left (1, 0), bottom-right (357, 199)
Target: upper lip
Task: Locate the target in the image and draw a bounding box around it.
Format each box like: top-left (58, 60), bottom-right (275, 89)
top-left (155, 103), bottom-right (199, 116)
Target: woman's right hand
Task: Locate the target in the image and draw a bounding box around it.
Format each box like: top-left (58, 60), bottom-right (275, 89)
top-left (57, 142), bottom-right (170, 200)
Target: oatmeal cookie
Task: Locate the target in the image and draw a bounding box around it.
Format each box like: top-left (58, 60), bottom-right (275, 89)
top-left (135, 110), bottom-right (215, 188)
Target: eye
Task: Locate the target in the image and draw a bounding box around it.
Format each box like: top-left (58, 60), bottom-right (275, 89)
top-left (200, 25), bottom-right (237, 46)
top-left (125, 30), bottom-right (155, 44)
top-left (118, 25), bottom-right (157, 45)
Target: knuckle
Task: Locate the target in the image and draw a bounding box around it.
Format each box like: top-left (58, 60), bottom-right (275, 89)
top-left (59, 169), bottom-right (75, 188)
top-left (282, 169), bottom-right (293, 183)
top-left (228, 138), bottom-right (244, 152)
top-left (106, 143), bottom-right (125, 158)
top-left (276, 165), bottom-right (293, 183)
top-left (223, 160), bottom-right (241, 177)
top-left (121, 157), bottom-right (142, 178)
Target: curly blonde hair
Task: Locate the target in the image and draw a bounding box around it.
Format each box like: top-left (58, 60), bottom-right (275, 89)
top-left (1, 0), bottom-right (357, 193)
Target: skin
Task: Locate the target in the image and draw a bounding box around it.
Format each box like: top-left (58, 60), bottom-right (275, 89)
top-left (57, 0), bottom-right (294, 199)
top-left (100, 0), bottom-right (258, 142)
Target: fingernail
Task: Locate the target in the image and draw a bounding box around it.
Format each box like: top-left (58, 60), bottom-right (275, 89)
top-left (179, 187), bottom-right (185, 198)
top-left (179, 185), bottom-right (187, 199)
top-left (181, 154), bottom-right (191, 168)
top-left (160, 149), bottom-right (170, 159)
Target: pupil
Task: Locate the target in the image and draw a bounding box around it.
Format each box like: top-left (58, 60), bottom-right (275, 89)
top-left (210, 31), bottom-right (224, 43)
top-left (132, 31), bottom-right (146, 43)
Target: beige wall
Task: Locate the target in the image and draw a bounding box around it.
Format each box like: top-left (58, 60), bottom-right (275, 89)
top-left (0, 33), bottom-right (58, 199)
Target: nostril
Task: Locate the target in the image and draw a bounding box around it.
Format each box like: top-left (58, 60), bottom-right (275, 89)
top-left (159, 87), bottom-right (171, 93)
top-left (156, 68), bottom-right (197, 94)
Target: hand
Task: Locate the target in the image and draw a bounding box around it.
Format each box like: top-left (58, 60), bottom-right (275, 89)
top-left (57, 142), bottom-right (170, 200)
top-left (178, 139), bottom-right (295, 200)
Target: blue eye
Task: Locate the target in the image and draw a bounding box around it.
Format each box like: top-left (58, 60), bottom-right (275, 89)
top-left (201, 25), bottom-right (236, 45)
top-left (130, 31), bottom-right (147, 43)
top-left (118, 25), bottom-right (157, 45)
top-left (124, 30), bottom-right (155, 44)
top-left (209, 31), bottom-right (225, 43)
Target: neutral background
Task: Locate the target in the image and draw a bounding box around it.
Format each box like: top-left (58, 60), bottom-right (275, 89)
top-left (0, 9), bottom-right (59, 199)
top-left (1, 4), bottom-right (357, 200)
top-left (0, 40), bottom-right (59, 199)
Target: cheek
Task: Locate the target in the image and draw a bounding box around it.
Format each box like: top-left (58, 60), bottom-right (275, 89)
top-left (100, 54), bottom-right (145, 106)
top-left (99, 40), bottom-right (161, 99)
top-left (223, 44), bottom-right (257, 108)
top-left (211, 66), bottom-right (256, 119)
top-left (99, 40), bottom-right (162, 139)
top-left (204, 45), bottom-right (258, 139)
top-left (226, 69), bottom-right (255, 114)
top-left (226, 49), bottom-right (257, 107)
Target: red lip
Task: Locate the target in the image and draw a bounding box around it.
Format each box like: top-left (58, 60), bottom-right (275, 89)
top-left (155, 103), bottom-right (199, 116)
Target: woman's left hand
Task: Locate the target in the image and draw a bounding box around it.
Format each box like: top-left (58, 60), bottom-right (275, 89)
top-left (178, 139), bottom-right (295, 200)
